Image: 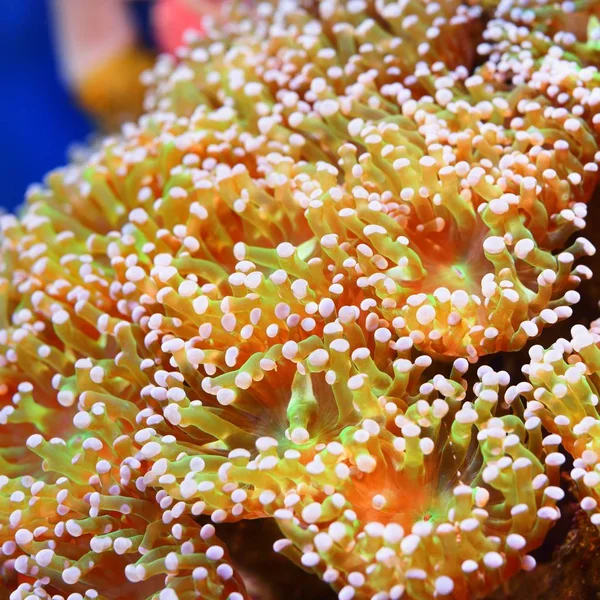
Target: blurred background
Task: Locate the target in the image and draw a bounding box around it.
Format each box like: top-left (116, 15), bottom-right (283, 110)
top-left (0, 0), bottom-right (218, 213)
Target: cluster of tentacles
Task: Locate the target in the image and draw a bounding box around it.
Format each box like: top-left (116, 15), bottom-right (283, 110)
top-left (3, 1), bottom-right (600, 599)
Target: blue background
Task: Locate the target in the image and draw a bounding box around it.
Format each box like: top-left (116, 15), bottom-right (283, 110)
top-left (0, 1), bottom-right (154, 213)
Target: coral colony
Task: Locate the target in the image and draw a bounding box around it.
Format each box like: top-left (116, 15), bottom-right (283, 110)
top-left (3, 0), bottom-right (600, 599)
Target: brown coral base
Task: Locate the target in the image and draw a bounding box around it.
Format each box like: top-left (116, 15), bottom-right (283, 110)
top-left (485, 508), bottom-right (600, 600)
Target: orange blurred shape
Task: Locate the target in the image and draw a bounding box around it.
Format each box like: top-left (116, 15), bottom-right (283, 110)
top-left (153, 0), bottom-right (221, 54)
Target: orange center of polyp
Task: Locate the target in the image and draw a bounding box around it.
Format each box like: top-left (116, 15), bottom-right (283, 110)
top-left (344, 466), bottom-right (431, 530)
top-left (415, 225), bottom-right (492, 296)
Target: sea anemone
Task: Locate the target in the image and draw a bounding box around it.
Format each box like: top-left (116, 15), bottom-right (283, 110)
top-left (0, 313), bottom-right (567, 599)
top-left (141, 0), bottom-right (599, 358)
top-left (2, 1), bottom-right (600, 599)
